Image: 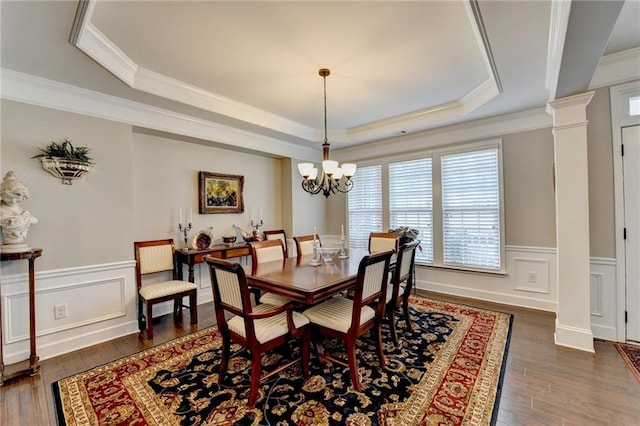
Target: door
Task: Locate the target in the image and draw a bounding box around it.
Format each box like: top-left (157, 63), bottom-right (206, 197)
top-left (623, 124), bottom-right (640, 342)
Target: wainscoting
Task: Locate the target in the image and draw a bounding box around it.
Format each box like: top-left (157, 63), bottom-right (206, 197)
top-left (415, 245), bottom-right (618, 341)
top-left (0, 246), bottom-right (618, 362)
top-left (1, 261), bottom-right (137, 363)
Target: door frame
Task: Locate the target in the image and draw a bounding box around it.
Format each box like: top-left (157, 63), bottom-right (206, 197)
top-left (610, 80), bottom-right (640, 342)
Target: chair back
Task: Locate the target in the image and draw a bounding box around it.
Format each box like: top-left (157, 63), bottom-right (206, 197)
top-left (395, 239), bottom-right (419, 283)
top-left (250, 239), bottom-right (285, 264)
top-left (205, 257), bottom-right (255, 335)
top-left (294, 234), bottom-right (321, 257)
top-left (264, 229), bottom-right (288, 257)
top-left (134, 239), bottom-right (177, 289)
top-left (350, 249), bottom-right (394, 328)
top-left (369, 232), bottom-right (399, 253)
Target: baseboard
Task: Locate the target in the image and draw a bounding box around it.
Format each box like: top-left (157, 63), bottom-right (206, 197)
top-left (554, 319), bottom-right (595, 352)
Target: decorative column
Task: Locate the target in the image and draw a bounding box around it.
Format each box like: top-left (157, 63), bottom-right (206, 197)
top-left (547, 92), bottom-right (595, 352)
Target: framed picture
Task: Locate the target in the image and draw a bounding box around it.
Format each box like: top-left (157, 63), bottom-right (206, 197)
top-left (198, 171), bottom-right (244, 214)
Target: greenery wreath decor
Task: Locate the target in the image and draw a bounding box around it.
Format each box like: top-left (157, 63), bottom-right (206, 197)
top-left (32, 138), bottom-right (94, 185)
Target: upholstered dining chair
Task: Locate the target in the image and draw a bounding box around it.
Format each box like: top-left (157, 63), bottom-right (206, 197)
top-left (368, 232), bottom-right (399, 254)
top-left (133, 239), bottom-right (198, 340)
top-left (263, 229), bottom-right (288, 257)
top-left (302, 249), bottom-right (394, 391)
top-left (204, 257), bottom-right (310, 408)
top-left (249, 239), bottom-right (294, 306)
top-left (293, 234), bottom-right (321, 257)
top-left (385, 239), bottom-right (420, 346)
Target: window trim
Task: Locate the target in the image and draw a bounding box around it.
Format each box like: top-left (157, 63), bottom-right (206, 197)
top-left (346, 139), bottom-right (505, 274)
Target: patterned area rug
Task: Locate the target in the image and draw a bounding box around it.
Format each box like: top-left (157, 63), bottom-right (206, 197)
top-left (615, 342), bottom-right (640, 383)
top-left (52, 296), bottom-right (512, 425)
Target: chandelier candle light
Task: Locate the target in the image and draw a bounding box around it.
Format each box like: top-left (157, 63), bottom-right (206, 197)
top-left (298, 68), bottom-right (357, 198)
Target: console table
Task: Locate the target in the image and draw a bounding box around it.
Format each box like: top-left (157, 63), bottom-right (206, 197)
top-left (0, 248), bottom-right (42, 385)
top-left (176, 242), bottom-right (251, 283)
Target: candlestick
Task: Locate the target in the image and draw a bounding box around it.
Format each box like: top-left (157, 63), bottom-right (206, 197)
top-left (309, 235), bottom-right (321, 266)
top-left (178, 221), bottom-right (192, 249)
top-left (341, 224), bottom-right (345, 239)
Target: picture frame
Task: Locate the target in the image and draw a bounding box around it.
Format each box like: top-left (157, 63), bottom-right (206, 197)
top-left (198, 171), bottom-right (244, 214)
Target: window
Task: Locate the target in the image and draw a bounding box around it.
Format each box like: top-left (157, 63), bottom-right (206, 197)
top-left (347, 165), bottom-right (382, 250)
top-left (630, 95), bottom-right (640, 116)
top-left (441, 149), bottom-right (501, 270)
top-left (347, 142), bottom-right (504, 273)
top-left (389, 158), bottom-right (433, 263)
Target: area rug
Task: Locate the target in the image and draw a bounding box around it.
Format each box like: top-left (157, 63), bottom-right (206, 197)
top-left (52, 296), bottom-right (512, 425)
top-left (615, 342), bottom-right (640, 383)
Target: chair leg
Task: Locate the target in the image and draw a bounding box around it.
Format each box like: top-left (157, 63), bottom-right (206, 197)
top-left (248, 351), bottom-right (262, 407)
top-left (388, 303), bottom-right (399, 346)
top-left (189, 292), bottom-right (198, 325)
top-left (146, 303), bottom-right (154, 340)
top-left (173, 298), bottom-right (183, 320)
top-left (374, 322), bottom-right (386, 369)
top-left (346, 341), bottom-right (361, 392)
top-left (402, 296), bottom-right (412, 332)
top-left (138, 297), bottom-right (145, 331)
top-left (218, 334), bottom-right (230, 384)
top-left (301, 328), bottom-right (310, 376)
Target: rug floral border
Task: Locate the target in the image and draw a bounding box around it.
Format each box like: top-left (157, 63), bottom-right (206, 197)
top-left (53, 296), bottom-right (513, 426)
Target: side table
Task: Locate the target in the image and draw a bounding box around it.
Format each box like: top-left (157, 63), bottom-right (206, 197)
top-left (176, 243), bottom-right (251, 283)
top-left (0, 248), bottom-right (42, 385)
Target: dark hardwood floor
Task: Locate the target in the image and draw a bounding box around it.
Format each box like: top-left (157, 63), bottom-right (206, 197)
top-left (1, 292), bottom-right (638, 425)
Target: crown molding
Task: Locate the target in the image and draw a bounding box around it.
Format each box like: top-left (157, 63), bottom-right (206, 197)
top-left (0, 68), bottom-right (318, 161)
top-left (590, 47), bottom-right (640, 89)
top-left (335, 107), bottom-right (552, 162)
top-left (545, 0), bottom-right (572, 98)
top-left (70, 0), bottom-right (501, 146)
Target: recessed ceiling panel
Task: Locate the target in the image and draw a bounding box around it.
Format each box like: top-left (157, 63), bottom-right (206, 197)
top-left (91, 1), bottom-right (488, 130)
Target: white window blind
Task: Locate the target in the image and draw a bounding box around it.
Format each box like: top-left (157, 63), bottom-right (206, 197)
top-left (347, 165), bottom-right (382, 250)
top-left (389, 158), bottom-right (433, 263)
top-left (441, 148), bottom-right (501, 270)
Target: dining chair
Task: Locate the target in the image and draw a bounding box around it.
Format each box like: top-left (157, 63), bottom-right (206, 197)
top-left (134, 239), bottom-right (198, 340)
top-left (368, 232), bottom-right (399, 253)
top-left (385, 239), bottom-right (420, 346)
top-left (204, 257), bottom-right (310, 407)
top-left (302, 249), bottom-right (394, 391)
top-left (249, 239), bottom-right (295, 306)
top-left (263, 229), bottom-right (288, 257)
top-left (293, 234), bottom-right (321, 257)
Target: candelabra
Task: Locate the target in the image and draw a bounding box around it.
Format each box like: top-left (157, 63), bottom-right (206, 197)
top-left (178, 222), bottom-right (192, 249)
top-left (250, 218), bottom-right (263, 239)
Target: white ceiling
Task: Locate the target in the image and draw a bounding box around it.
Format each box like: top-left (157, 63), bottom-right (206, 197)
top-left (2, 1), bottom-right (639, 152)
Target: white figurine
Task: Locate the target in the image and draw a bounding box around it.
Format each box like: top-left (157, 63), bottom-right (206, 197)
top-left (0, 171), bottom-right (38, 252)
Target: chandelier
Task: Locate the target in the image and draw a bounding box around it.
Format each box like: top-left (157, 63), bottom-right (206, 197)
top-left (298, 68), bottom-right (356, 198)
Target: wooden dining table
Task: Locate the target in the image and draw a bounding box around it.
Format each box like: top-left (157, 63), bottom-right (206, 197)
top-left (245, 249), bottom-right (390, 305)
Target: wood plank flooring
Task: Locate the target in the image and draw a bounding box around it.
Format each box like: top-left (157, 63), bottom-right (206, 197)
top-left (1, 292), bottom-right (638, 425)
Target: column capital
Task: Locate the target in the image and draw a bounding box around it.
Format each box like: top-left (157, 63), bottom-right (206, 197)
top-left (546, 91), bottom-right (595, 128)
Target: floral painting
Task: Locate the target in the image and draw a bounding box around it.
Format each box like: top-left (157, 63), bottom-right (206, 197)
top-left (198, 172), bottom-right (244, 214)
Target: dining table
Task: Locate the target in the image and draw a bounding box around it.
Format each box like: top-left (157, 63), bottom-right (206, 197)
top-left (245, 249), bottom-right (393, 305)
